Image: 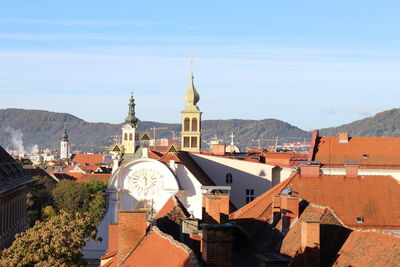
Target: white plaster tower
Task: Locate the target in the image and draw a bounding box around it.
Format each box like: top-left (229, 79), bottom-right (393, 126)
top-left (60, 129), bottom-right (70, 159)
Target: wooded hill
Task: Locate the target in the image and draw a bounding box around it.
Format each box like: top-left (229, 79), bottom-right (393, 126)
top-left (0, 108), bottom-right (310, 153)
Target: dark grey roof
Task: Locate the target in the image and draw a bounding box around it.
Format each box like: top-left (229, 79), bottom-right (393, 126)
top-left (0, 146), bottom-right (32, 194)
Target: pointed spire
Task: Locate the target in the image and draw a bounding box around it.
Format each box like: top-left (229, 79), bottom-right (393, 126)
top-left (125, 92), bottom-right (139, 126)
top-left (61, 128), bottom-right (68, 142)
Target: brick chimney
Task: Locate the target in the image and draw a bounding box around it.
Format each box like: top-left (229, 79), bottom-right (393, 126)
top-left (345, 161), bottom-right (359, 178)
top-left (281, 196), bottom-right (300, 229)
top-left (118, 210), bottom-right (148, 264)
top-left (300, 219), bottom-right (320, 266)
top-left (338, 132), bottom-right (349, 143)
top-left (108, 223), bottom-right (119, 254)
top-left (300, 162), bottom-right (320, 178)
top-left (202, 192), bottom-right (230, 224)
top-left (202, 224), bottom-right (234, 267)
top-left (211, 144), bottom-right (226, 155)
top-left (272, 195), bottom-right (282, 223)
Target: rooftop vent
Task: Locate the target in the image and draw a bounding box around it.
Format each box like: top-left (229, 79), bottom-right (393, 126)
top-left (356, 216), bottom-right (364, 223)
top-left (363, 154), bottom-right (369, 159)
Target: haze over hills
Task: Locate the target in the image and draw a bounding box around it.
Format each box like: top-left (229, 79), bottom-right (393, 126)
top-left (0, 108), bottom-right (310, 153)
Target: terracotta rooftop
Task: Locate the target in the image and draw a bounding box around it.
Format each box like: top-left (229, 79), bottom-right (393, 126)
top-left (75, 173), bottom-right (111, 183)
top-left (231, 173), bottom-right (400, 229)
top-left (122, 226), bottom-right (199, 267)
top-left (332, 231), bottom-right (400, 266)
top-left (310, 133), bottom-right (400, 169)
top-left (71, 153), bottom-right (104, 166)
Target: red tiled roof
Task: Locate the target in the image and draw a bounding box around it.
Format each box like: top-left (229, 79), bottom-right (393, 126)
top-left (312, 136), bottom-right (400, 168)
top-left (156, 196), bottom-right (188, 219)
top-left (230, 173), bottom-right (296, 221)
top-left (71, 153), bottom-right (104, 166)
top-left (333, 231), bottom-right (400, 266)
top-left (231, 173), bottom-right (400, 229)
top-left (122, 227), bottom-right (199, 267)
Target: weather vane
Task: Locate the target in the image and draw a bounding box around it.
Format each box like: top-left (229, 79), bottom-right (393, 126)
top-left (189, 53), bottom-right (196, 72)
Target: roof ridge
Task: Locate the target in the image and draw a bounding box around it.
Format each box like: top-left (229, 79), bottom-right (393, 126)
top-left (153, 226), bottom-right (201, 267)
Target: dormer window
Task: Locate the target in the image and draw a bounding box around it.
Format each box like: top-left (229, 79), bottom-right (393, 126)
top-left (225, 173), bottom-right (233, 184)
top-left (356, 216), bottom-right (364, 223)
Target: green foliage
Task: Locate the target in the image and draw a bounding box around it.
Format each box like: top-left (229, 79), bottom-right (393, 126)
top-left (41, 205), bottom-right (57, 221)
top-left (0, 211), bottom-right (97, 267)
top-left (26, 175), bottom-right (57, 226)
top-left (52, 180), bottom-right (91, 214)
top-left (0, 108), bottom-right (310, 152)
top-left (52, 179), bottom-right (107, 225)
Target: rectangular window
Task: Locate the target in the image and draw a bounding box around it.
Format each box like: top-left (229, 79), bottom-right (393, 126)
top-left (183, 137), bottom-right (190, 147)
top-left (246, 189), bottom-right (254, 204)
top-left (191, 137), bottom-right (197, 148)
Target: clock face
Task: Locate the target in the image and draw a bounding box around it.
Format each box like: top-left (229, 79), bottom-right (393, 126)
top-left (127, 168), bottom-right (164, 198)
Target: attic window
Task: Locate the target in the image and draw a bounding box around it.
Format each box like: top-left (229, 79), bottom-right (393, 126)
top-left (362, 154), bottom-right (369, 159)
top-left (356, 217), bottom-right (364, 223)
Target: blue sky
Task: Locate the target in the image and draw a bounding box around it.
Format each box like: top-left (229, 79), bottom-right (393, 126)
top-left (0, 1), bottom-right (399, 130)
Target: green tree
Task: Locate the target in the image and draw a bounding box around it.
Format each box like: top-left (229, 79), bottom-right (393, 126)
top-left (0, 211), bottom-right (97, 267)
top-left (52, 179), bottom-right (107, 225)
top-left (52, 180), bottom-right (91, 214)
top-left (26, 175), bottom-right (57, 226)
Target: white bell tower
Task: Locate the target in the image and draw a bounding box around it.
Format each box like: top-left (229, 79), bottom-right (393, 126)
top-left (122, 93), bottom-right (139, 154)
top-left (60, 129), bottom-right (70, 159)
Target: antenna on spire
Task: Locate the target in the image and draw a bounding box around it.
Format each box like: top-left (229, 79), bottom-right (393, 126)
top-left (131, 90), bottom-right (134, 98)
top-left (189, 53), bottom-right (196, 73)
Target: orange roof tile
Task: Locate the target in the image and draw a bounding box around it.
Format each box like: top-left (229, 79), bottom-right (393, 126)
top-left (312, 136), bottom-right (400, 168)
top-left (122, 227), bottom-right (199, 267)
top-left (231, 173), bottom-right (400, 229)
top-left (71, 153), bottom-right (104, 166)
top-left (333, 231), bottom-right (400, 266)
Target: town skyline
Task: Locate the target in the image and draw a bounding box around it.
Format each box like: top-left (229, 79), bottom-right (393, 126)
top-left (1, 1), bottom-right (400, 130)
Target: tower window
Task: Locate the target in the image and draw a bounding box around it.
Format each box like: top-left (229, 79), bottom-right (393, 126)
top-left (184, 118), bottom-right (190, 131)
top-left (124, 133), bottom-right (128, 141)
top-left (191, 137), bottom-right (197, 148)
top-left (192, 118), bottom-right (198, 132)
top-left (246, 189), bottom-right (254, 204)
top-left (226, 173), bottom-right (233, 184)
top-left (183, 137), bottom-right (190, 147)
top-left (129, 133), bottom-right (133, 141)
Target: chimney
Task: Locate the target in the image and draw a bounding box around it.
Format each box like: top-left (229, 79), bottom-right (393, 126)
top-left (108, 223), bottom-right (119, 254)
top-left (345, 161), bottom-right (359, 178)
top-left (118, 210), bottom-right (148, 264)
top-left (300, 162), bottom-right (320, 178)
top-left (338, 132), bottom-right (349, 143)
top-left (202, 193), bottom-right (230, 224)
top-left (300, 219), bottom-right (320, 266)
top-left (281, 196), bottom-right (299, 229)
top-left (202, 224), bottom-right (234, 267)
top-left (211, 144), bottom-right (226, 155)
top-left (272, 195), bottom-right (282, 224)
top-left (201, 186), bottom-right (231, 224)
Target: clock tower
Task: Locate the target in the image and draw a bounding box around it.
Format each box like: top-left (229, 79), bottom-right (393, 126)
top-left (122, 93), bottom-right (139, 154)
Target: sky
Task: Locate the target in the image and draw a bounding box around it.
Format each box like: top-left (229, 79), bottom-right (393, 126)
top-left (0, 1), bottom-right (399, 131)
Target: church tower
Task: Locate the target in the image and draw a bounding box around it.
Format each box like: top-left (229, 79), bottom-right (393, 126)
top-left (60, 129), bottom-right (69, 159)
top-left (122, 93), bottom-right (139, 154)
top-left (181, 71), bottom-right (202, 152)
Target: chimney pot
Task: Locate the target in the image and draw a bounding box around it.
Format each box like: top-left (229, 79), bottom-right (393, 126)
top-left (338, 133), bottom-right (349, 143)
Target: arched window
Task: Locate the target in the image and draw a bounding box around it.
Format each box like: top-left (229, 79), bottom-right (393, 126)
top-left (192, 118), bottom-right (198, 132)
top-left (191, 137), bottom-right (197, 148)
top-left (226, 173), bottom-right (233, 184)
top-left (129, 133), bottom-right (133, 141)
top-left (124, 133), bottom-right (128, 140)
top-left (184, 118), bottom-right (190, 131)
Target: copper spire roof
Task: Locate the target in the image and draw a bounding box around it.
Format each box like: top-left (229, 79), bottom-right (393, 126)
top-left (124, 93), bottom-right (139, 126)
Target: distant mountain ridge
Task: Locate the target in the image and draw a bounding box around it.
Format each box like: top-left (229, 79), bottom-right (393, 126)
top-left (0, 108), bottom-right (310, 153)
top-left (319, 108), bottom-right (400, 137)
